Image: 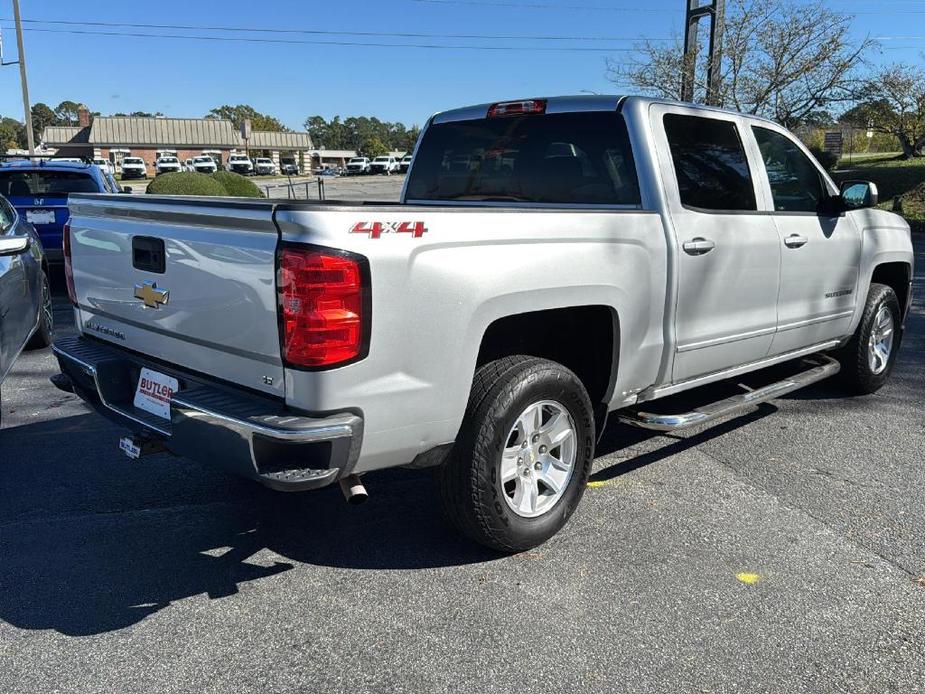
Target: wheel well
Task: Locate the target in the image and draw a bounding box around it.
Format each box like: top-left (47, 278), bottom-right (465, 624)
top-left (871, 262), bottom-right (911, 316)
top-left (475, 305), bottom-right (618, 405)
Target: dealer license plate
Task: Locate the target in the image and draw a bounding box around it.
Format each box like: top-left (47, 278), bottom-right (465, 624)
top-left (133, 367), bottom-right (179, 420)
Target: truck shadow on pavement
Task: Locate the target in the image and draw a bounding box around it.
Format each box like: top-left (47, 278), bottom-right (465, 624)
top-left (0, 398), bottom-right (782, 638)
top-left (0, 356), bottom-right (908, 637)
top-left (0, 412), bottom-right (498, 636)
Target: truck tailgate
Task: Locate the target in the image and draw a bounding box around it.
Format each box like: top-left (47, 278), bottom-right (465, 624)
top-left (67, 195), bottom-right (285, 397)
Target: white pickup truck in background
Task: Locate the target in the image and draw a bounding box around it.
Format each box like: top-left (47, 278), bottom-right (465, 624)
top-left (155, 156), bottom-right (183, 175)
top-left (254, 158), bottom-right (276, 175)
top-left (345, 157), bottom-right (371, 175)
top-left (53, 95), bottom-right (913, 551)
top-left (119, 157), bottom-right (148, 180)
top-left (369, 155), bottom-right (399, 175)
top-left (227, 153), bottom-right (254, 175)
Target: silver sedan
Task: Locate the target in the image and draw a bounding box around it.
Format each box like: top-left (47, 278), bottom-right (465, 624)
top-left (0, 194), bottom-right (52, 421)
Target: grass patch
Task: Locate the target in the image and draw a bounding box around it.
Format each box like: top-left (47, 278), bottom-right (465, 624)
top-left (833, 155), bottom-right (925, 232)
top-left (900, 183), bottom-right (925, 233)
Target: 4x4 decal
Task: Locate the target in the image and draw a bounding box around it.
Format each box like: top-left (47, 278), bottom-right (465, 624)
top-left (350, 221), bottom-right (427, 239)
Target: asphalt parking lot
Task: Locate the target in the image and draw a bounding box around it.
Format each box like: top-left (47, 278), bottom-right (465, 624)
top-left (1, 236), bottom-right (923, 693)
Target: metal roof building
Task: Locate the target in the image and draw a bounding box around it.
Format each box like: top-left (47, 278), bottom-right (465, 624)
top-left (40, 105), bottom-right (329, 172)
top-left (87, 116), bottom-right (242, 147)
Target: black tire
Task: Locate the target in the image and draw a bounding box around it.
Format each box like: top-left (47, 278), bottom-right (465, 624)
top-left (835, 283), bottom-right (901, 394)
top-left (25, 271), bottom-right (53, 350)
top-left (437, 356), bottom-right (595, 552)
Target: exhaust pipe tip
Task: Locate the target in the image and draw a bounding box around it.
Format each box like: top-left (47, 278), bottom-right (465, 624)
top-left (339, 474), bottom-right (368, 505)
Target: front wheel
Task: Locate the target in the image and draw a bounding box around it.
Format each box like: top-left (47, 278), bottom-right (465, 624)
top-left (835, 282), bottom-right (901, 394)
top-left (437, 356), bottom-right (595, 552)
top-left (26, 271), bottom-right (53, 350)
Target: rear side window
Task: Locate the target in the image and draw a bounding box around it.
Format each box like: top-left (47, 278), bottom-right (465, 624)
top-left (406, 112), bottom-right (640, 205)
top-left (0, 170), bottom-right (99, 197)
top-left (664, 114), bottom-right (756, 212)
top-left (752, 126), bottom-right (827, 213)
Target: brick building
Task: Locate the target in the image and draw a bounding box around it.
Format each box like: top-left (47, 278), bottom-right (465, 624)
top-left (40, 105), bottom-right (351, 173)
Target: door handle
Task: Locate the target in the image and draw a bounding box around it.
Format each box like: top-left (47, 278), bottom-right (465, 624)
top-left (682, 237), bottom-right (715, 255)
top-left (784, 234), bottom-right (808, 249)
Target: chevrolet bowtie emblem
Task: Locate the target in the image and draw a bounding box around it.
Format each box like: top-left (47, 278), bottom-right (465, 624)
top-left (134, 280), bottom-right (169, 309)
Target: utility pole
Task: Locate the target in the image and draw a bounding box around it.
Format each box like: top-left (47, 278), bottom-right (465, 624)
top-left (681, 0), bottom-right (725, 106)
top-left (12, 0), bottom-right (35, 154)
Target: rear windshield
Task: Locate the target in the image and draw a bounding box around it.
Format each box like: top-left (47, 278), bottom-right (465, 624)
top-left (406, 111), bottom-right (640, 205)
top-left (124, 158), bottom-right (143, 164)
top-left (0, 170), bottom-right (98, 197)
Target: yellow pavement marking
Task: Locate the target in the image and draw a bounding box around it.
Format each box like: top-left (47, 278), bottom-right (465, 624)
top-left (586, 480), bottom-right (613, 488)
top-left (736, 572), bottom-right (761, 585)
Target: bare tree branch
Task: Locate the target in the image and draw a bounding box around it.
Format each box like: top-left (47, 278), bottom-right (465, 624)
top-left (609, 0), bottom-right (872, 128)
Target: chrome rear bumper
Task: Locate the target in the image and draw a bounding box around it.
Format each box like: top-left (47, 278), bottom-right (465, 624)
top-left (52, 335), bottom-right (363, 491)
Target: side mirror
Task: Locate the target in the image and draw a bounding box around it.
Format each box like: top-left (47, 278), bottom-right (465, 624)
top-left (840, 180), bottom-right (878, 210)
top-left (0, 235), bottom-right (31, 256)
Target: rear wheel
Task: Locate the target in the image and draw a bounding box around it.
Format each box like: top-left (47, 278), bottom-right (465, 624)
top-left (835, 282), bottom-right (901, 394)
top-left (437, 356), bottom-right (595, 552)
top-left (26, 271), bottom-right (53, 350)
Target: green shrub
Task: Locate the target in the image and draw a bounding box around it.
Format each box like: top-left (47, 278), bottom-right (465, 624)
top-left (211, 171), bottom-right (264, 198)
top-left (146, 172), bottom-right (227, 196)
top-left (808, 146), bottom-right (838, 172)
top-left (901, 182), bottom-right (925, 233)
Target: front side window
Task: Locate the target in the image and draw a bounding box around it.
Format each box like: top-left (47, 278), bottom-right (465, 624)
top-left (406, 111), bottom-right (640, 205)
top-left (663, 114), bottom-right (756, 212)
top-left (752, 126), bottom-right (827, 213)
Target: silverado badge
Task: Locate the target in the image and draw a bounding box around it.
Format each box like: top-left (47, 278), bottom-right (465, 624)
top-left (134, 280), bottom-right (169, 309)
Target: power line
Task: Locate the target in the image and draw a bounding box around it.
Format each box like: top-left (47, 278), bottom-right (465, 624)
top-left (3, 22), bottom-right (923, 55)
top-left (0, 16), bottom-right (671, 42)
top-left (410, 0), bottom-right (925, 13)
top-left (0, 26), bottom-right (646, 52)
top-left (410, 0), bottom-right (680, 12)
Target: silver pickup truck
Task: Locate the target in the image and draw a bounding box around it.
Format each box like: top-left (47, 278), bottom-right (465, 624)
top-left (53, 95), bottom-right (914, 551)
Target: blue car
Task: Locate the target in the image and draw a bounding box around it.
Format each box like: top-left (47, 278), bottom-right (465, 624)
top-left (0, 159), bottom-right (124, 263)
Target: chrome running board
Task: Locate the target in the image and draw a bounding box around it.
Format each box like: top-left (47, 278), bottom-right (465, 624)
top-left (617, 355), bottom-right (841, 432)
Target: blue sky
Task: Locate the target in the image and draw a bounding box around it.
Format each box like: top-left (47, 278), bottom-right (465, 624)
top-left (0, 0), bottom-right (922, 130)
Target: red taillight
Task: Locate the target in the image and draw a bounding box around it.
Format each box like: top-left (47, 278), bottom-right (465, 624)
top-left (278, 247), bottom-right (367, 368)
top-left (487, 99), bottom-right (547, 118)
top-left (63, 221), bottom-right (77, 306)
